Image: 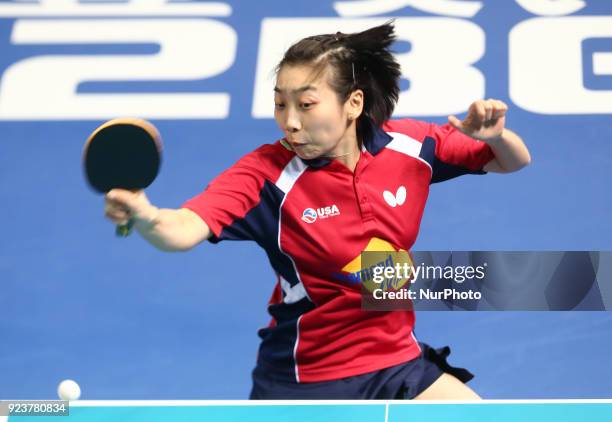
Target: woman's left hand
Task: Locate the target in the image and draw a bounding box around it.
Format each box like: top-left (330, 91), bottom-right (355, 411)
top-left (448, 99), bottom-right (508, 143)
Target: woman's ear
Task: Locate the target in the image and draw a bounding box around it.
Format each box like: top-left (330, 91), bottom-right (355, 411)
top-left (346, 89), bottom-right (364, 120)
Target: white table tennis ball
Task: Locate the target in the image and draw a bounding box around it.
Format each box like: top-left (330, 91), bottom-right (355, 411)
top-left (57, 379), bottom-right (81, 401)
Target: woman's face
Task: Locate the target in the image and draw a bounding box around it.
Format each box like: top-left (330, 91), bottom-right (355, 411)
top-left (274, 64), bottom-right (358, 160)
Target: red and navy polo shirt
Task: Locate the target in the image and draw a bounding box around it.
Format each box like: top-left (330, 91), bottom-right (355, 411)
top-left (182, 117), bottom-right (494, 383)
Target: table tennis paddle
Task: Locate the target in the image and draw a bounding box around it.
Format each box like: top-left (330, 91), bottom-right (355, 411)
top-left (83, 117), bottom-right (162, 237)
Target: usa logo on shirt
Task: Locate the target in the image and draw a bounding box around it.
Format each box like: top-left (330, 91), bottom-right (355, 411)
top-left (302, 205), bottom-right (340, 223)
top-left (302, 208), bottom-right (318, 224)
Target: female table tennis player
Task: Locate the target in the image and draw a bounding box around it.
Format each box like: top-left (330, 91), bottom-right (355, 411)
top-left (104, 22), bottom-right (530, 399)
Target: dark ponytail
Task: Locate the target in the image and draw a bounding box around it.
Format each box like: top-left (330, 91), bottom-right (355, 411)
top-left (277, 21), bottom-right (401, 130)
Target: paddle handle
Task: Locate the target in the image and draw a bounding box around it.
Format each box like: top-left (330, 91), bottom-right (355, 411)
top-left (114, 187), bottom-right (140, 237)
top-left (116, 219), bottom-right (135, 237)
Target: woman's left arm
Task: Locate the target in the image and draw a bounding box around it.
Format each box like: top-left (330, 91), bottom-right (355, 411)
top-left (448, 99), bottom-right (531, 173)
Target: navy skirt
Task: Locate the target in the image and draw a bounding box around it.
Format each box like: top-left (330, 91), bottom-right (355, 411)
top-left (250, 342), bottom-right (474, 399)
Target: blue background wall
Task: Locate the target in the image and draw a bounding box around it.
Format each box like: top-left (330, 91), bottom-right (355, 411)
top-left (1, 0), bottom-right (611, 399)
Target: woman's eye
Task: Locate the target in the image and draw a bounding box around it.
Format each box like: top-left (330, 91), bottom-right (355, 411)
top-left (274, 103), bottom-right (285, 110)
top-left (301, 103), bottom-right (313, 109)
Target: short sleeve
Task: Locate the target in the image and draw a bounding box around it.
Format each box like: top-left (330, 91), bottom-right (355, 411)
top-left (427, 122), bottom-right (495, 183)
top-left (181, 150), bottom-right (268, 243)
top-left (385, 118), bottom-right (495, 184)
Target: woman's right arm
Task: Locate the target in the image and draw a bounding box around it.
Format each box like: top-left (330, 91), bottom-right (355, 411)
top-left (104, 189), bottom-right (211, 251)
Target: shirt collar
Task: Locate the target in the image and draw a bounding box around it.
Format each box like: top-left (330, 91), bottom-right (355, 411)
top-left (361, 116), bottom-right (393, 156)
top-left (296, 117), bottom-right (392, 168)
